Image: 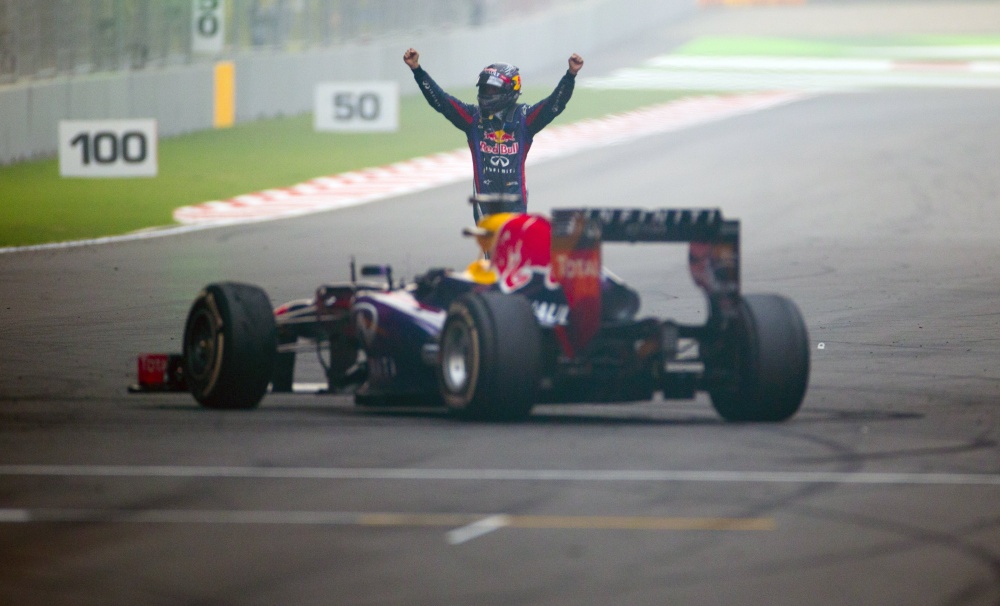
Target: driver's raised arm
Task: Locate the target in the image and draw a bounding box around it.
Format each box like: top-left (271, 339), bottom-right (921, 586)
top-left (524, 53), bottom-right (583, 136)
top-left (405, 49), bottom-right (477, 130)
top-left (403, 48), bottom-right (420, 70)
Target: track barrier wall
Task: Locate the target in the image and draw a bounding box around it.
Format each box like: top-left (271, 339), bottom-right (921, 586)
top-left (0, 0), bottom-right (694, 166)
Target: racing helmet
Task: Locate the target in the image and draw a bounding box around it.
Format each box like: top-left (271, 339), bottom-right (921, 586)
top-left (476, 63), bottom-right (521, 116)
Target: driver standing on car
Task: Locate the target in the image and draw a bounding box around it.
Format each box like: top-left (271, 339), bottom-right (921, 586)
top-left (403, 48), bottom-right (583, 220)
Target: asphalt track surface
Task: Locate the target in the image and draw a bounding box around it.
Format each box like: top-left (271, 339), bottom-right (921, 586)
top-left (2, 5), bottom-right (1000, 606)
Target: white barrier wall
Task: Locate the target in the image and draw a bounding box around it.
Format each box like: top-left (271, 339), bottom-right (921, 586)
top-left (0, 66), bottom-right (214, 165)
top-left (0, 0), bottom-right (694, 165)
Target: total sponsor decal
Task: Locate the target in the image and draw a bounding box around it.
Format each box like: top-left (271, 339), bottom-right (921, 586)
top-left (554, 256), bottom-right (601, 282)
top-left (551, 212), bottom-right (603, 353)
top-left (136, 353), bottom-right (186, 390)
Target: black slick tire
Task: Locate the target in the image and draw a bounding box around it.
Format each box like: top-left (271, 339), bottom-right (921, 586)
top-left (708, 294), bottom-right (810, 422)
top-left (183, 282), bottom-right (277, 409)
top-left (438, 292), bottom-right (541, 422)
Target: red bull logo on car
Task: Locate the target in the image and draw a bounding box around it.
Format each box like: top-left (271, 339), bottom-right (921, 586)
top-left (492, 215), bottom-right (555, 293)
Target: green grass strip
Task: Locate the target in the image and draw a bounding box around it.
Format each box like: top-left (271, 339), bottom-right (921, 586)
top-left (677, 36), bottom-right (849, 57)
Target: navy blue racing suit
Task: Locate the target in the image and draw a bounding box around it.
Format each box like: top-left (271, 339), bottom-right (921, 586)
top-left (410, 66), bottom-right (576, 219)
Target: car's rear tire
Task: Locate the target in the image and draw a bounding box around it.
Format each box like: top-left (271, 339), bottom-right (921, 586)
top-left (438, 292), bottom-right (541, 422)
top-left (183, 282), bottom-right (277, 409)
top-left (708, 294), bottom-right (810, 422)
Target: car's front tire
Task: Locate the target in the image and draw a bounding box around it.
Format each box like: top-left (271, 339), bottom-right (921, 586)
top-left (183, 282), bottom-right (277, 409)
top-left (438, 292), bottom-right (541, 422)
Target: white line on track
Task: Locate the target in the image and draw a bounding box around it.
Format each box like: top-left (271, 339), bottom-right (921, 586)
top-left (0, 509), bottom-right (31, 522)
top-left (445, 514), bottom-right (512, 545)
top-left (1, 465), bottom-right (998, 486)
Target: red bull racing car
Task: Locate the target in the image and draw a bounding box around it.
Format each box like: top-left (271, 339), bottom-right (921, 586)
top-left (133, 197), bottom-right (810, 422)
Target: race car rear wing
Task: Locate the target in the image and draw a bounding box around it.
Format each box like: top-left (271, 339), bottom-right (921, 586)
top-left (551, 207), bottom-right (742, 331)
top-left (551, 208), bottom-right (738, 244)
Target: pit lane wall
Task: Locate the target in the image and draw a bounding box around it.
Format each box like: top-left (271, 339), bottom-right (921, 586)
top-left (0, 0), bottom-right (694, 166)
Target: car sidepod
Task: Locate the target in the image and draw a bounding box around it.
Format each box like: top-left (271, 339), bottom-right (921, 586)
top-left (352, 290), bottom-right (446, 405)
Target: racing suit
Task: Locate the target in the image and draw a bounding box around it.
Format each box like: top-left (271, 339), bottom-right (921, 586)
top-left (411, 66), bottom-right (576, 219)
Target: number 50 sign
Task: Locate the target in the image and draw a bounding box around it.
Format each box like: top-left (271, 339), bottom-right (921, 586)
top-left (314, 82), bottom-right (399, 132)
top-left (59, 120), bottom-right (158, 178)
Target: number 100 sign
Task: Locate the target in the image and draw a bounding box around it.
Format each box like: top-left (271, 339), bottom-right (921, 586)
top-left (314, 82), bottom-right (399, 132)
top-left (59, 120), bottom-right (158, 178)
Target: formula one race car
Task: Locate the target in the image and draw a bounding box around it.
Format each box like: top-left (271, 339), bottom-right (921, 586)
top-left (132, 196), bottom-right (810, 422)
